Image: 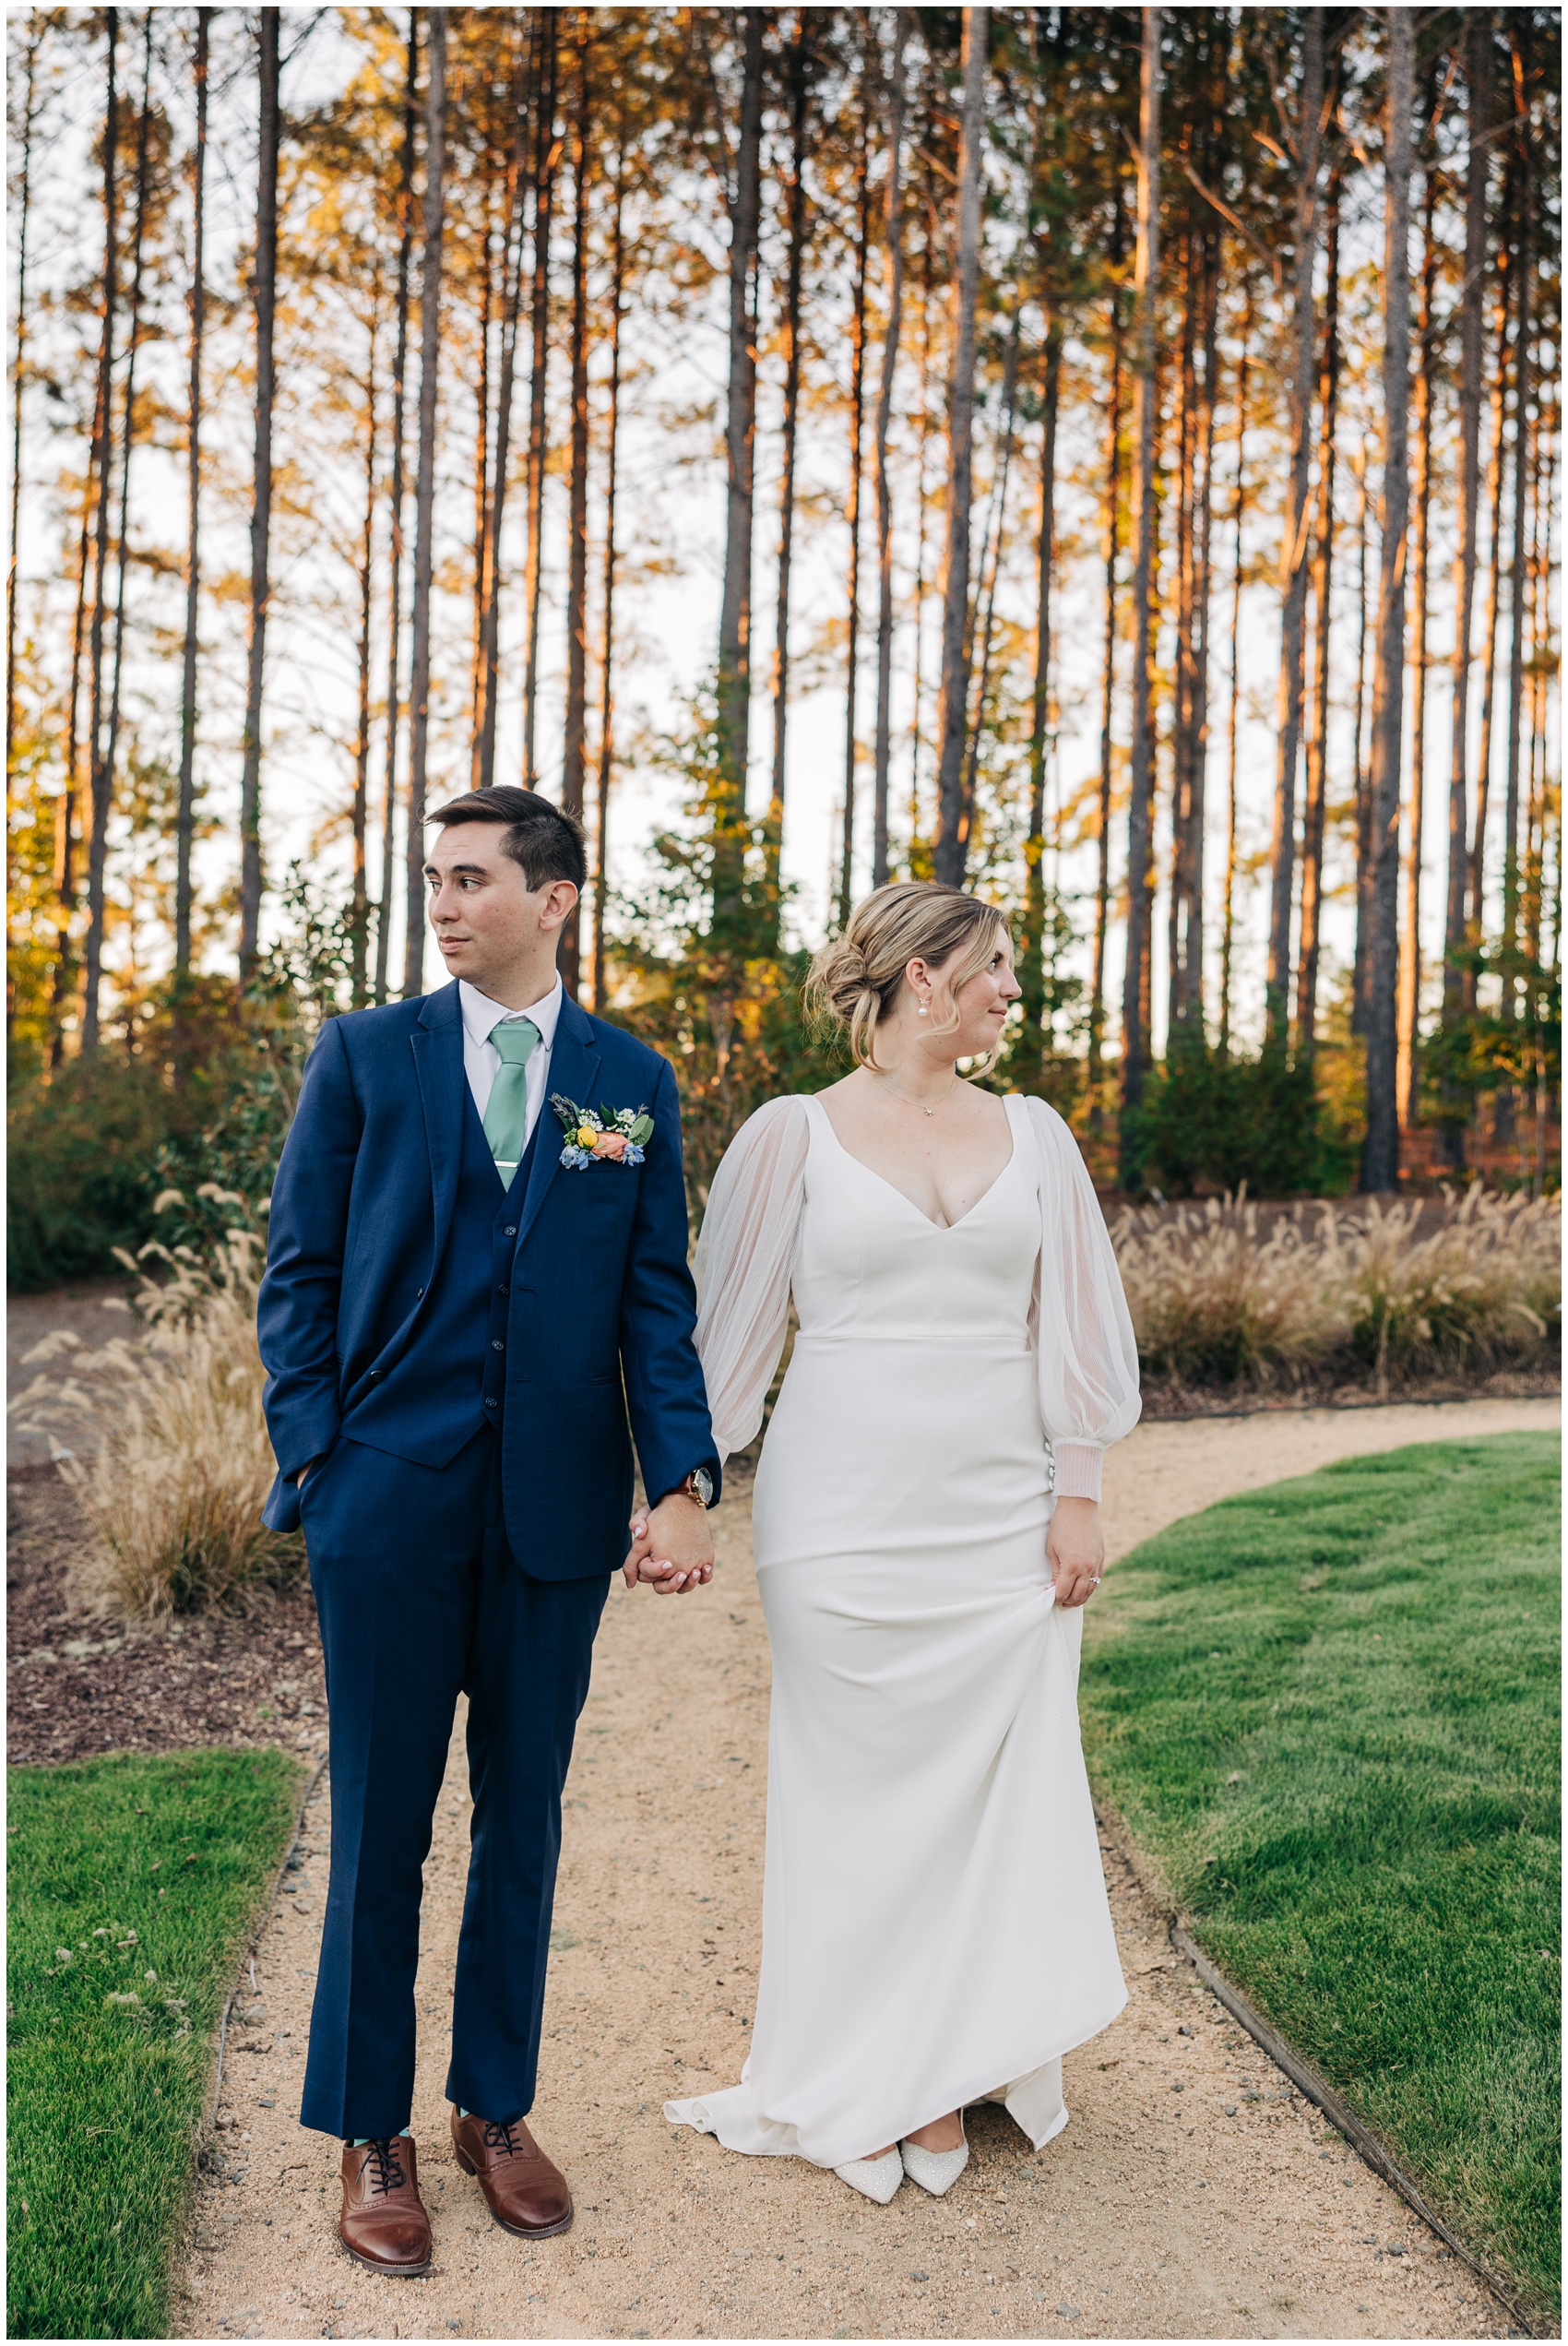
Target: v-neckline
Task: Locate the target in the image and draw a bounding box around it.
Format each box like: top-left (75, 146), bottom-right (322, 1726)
top-left (810, 1094), bottom-right (1018, 1233)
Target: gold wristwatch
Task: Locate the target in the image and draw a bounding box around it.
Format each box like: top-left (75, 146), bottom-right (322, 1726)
top-left (680, 1468), bottom-right (715, 1509)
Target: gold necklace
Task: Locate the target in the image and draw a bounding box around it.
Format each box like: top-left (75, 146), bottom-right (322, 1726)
top-left (875, 1071), bottom-right (960, 1119)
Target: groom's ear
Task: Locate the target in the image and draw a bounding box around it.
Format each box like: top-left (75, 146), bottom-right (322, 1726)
top-left (535, 878), bottom-right (580, 937)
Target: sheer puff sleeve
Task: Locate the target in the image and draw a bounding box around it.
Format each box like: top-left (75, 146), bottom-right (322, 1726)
top-left (1020, 1095), bottom-right (1141, 1503)
top-left (694, 1094), bottom-right (812, 1463)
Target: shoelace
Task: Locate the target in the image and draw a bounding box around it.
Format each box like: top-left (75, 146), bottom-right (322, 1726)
top-left (481, 2120), bottom-right (519, 2158)
top-left (358, 2138), bottom-right (408, 2197)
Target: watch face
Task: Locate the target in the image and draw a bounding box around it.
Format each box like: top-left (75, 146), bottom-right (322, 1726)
top-left (691, 1468), bottom-right (714, 1507)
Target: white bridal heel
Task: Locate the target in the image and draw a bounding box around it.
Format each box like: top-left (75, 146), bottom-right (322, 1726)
top-left (899, 2126), bottom-right (970, 2196)
top-left (833, 2148), bottom-right (904, 2204)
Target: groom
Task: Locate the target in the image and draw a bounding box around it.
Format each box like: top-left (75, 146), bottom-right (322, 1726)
top-left (258, 786), bottom-right (719, 2275)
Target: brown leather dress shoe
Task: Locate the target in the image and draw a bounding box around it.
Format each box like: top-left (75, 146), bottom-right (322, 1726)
top-left (450, 2108), bottom-right (574, 2237)
top-left (338, 2135), bottom-right (433, 2275)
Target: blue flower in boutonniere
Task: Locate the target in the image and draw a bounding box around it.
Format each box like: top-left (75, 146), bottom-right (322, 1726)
top-left (551, 1095), bottom-right (654, 1170)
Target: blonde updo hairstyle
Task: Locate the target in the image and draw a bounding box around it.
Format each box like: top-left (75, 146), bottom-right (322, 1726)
top-left (805, 881), bottom-right (1011, 1075)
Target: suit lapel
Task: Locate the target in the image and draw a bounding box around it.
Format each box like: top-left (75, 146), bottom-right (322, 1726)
top-left (518, 994), bottom-right (600, 1247)
top-left (410, 982), bottom-right (466, 1270)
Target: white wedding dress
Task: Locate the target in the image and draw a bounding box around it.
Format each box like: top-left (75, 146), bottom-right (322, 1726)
top-left (665, 1091), bottom-right (1142, 2170)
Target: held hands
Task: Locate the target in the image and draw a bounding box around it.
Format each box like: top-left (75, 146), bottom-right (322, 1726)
top-left (622, 1491), bottom-right (716, 1597)
top-left (1048, 1495), bottom-right (1104, 1609)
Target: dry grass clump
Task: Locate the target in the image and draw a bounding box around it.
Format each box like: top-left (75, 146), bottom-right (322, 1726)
top-left (1114, 1184), bottom-right (1561, 1398)
top-left (9, 1196), bottom-right (302, 1617)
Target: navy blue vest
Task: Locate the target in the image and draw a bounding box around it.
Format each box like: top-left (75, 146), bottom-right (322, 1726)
top-left (340, 1084), bottom-right (539, 1467)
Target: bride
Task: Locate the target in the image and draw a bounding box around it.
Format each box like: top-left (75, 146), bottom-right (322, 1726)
top-left (653, 880), bottom-right (1141, 2203)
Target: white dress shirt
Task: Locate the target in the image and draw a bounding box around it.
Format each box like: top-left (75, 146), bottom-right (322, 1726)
top-left (458, 976), bottom-right (564, 1151)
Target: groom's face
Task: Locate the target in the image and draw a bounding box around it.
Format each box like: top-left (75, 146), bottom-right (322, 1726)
top-left (425, 823), bottom-right (575, 993)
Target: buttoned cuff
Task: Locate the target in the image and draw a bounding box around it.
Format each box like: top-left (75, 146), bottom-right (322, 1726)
top-left (1052, 1443), bottom-right (1104, 1503)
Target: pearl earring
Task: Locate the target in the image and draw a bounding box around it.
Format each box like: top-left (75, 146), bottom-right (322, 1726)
top-left (917, 996), bottom-right (929, 1017)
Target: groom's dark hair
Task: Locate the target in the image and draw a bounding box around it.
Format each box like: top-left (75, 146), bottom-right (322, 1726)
top-left (431, 786), bottom-right (588, 893)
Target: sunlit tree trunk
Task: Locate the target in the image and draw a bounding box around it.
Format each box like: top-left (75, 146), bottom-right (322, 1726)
top-left (1119, 4), bottom-right (1160, 1169)
top-left (522, 13), bottom-right (559, 787)
top-left (1502, 35), bottom-right (1533, 972)
top-left (1398, 154), bottom-right (1439, 1129)
top-left (1296, 173), bottom-right (1339, 1054)
top-left (837, 117), bottom-right (871, 929)
top-left (932, 6), bottom-right (988, 887)
top-left (1360, 6), bottom-right (1413, 1195)
top-left (376, 19), bottom-right (418, 1003)
top-left (1469, 170), bottom-right (1513, 986)
top-left (560, 22), bottom-right (592, 994)
top-left (404, 6), bottom-right (446, 1000)
top-left (1089, 208), bottom-right (1125, 1107)
top-left (1218, 286), bottom-right (1251, 1060)
top-left (6, 26), bottom-right (38, 788)
top-left (712, 9), bottom-right (764, 935)
top-left (591, 148), bottom-right (625, 1015)
top-left (766, 17), bottom-right (812, 928)
top-left (871, 12), bottom-right (909, 894)
top-left (1019, 316), bottom-right (1061, 1088)
top-left (352, 281), bottom-right (381, 1008)
top-left (469, 168), bottom-right (495, 743)
top-left (81, 7), bottom-right (121, 1057)
top-left (1265, 8), bottom-right (1324, 1043)
top-left (475, 16), bottom-right (532, 794)
top-left (1438, 14), bottom-right (1492, 1159)
top-left (238, 7), bottom-right (280, 980)
top-left (176, 10), bottom-right (210, 985)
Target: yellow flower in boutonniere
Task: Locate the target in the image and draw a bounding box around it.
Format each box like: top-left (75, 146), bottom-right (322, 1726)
top-left (576, 1125), bottom-right (599, 1149)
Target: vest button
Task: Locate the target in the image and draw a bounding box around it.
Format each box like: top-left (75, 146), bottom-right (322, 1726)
top-left (503, 1225), bottom-right (517, 1237)
top-left (497, 1282), bottom-right (509, 1296)
top-left (491, 1339), bottom-right (505, 1352)
top-left (416, 1286), bottom-right (425, 1299)
top-left (484, 1397), bottom-right (498, 1409)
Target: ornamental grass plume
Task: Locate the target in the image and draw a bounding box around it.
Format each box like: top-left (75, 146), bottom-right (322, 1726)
top-left (1112, 1183), bottom-right (1561, 1397)
top-left (9, 1194), bottom-right (303, 1616)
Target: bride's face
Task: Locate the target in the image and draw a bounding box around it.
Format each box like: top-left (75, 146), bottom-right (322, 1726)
top-left (926, 934), bottom-right (1021, 1059)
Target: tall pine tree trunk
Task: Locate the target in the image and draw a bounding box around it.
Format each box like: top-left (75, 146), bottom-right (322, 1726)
top-left (238, 9), bottom-right (280, 978)
top-left (871, 12), bottom-right (909, 892)
top-left (522, 15), bottom-right (559, 786)
top-left (81, 8), bottom-right (120, 1057)
top-left (766, 18), bottom-right (812, 926)
top-left (475, 17), bottom-right (533, 793)
top-left (1469, 173), bottom-right (1512, 979)
top-left (1296, 173), bottom-right (1339, 1052)
top-left (1265, 8), bottom-right (1324, 1042)
top-left (1398, 155), bottom-right (1439, 1127)
top-left (1360, 6), bottom-right (1413, 1194)
top-left (712, 10), bottom-right (764, 935)
top-left (1502, 34), bottom-right (1533, 969)
top-left (175, 10), bottom-right (209, 984)
top-left (375, 18), bottom-right (417, 1003)
top-left (932, 6), bottom-right (988, 887)
top-left (838, 119), bottom-right (871, 927)
top-left (1020, 316), bottom-right (1061, 1086)
top-left (1219, 288), bottom-right (1252, 1058)
top-left (1089, 210), bottom-right (1125, 1104)
top-left (351, 284), bottom-right (380, 1007)
top-left (403, 6), bottom-right (446, 1000)
top-left (1438, 14), bottom-right (1492, 1156)
top-left (591, 149), bottom-right (625, 1014)
top-left (1119, 4), bottom-right (1160, 1168)
top-left (560, 24), bottom-right (592, 993)
top-left (6, 28), bottom-right (38, 785)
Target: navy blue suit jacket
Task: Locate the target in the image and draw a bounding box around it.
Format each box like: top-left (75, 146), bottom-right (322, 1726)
top-left (256, 982), bottom-right (719, 1578)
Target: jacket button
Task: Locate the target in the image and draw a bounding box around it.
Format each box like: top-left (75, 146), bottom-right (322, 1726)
top-left (491, 1339), bottom-right (505, 1352)
top-left (416, 1286), bottom-right (425, 1299)
top-left (503, 1224), bottom-right (517, 1237)
top-left (369, 1371), bottom-right (383, 1381)
top-left (497, 1282), bottom-right (509, 1297)
top-left (484, 1397), bottom-right (498, 1410)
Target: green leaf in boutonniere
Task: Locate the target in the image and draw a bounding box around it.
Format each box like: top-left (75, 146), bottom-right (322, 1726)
top-left (629, 1113), bottom-right (654, 1145)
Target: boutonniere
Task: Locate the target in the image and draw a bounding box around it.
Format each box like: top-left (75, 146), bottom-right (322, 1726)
top-left (552, 1093), bottom-right (654, 1170)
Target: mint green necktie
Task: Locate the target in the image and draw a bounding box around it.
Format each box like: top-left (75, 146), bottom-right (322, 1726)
top-left (482, 1017), bottom-right (540, 1186)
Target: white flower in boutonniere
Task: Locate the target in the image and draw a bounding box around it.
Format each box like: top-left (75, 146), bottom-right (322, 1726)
top-left (551, 1095), bottom-right (654, 1170)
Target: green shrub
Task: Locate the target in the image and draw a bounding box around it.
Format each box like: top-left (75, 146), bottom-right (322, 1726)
top-left (1122, 1037), bottom-right (1358, 1198)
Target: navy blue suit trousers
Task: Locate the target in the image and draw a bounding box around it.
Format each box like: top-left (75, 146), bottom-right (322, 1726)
top-left (299, 1431), bottom-right (608, 2139)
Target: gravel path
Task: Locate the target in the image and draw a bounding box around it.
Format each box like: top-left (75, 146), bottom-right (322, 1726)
top-left (172, 1397), bottom-right (1556, 2341)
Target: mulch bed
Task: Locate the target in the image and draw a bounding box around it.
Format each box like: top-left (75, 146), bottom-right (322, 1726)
top-left (1137, 1365), bottom-right (1562, 1420)
top-left (6, 1465), bottom-right (325, 1769)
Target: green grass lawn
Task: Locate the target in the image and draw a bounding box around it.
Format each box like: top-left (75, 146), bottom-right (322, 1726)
top-left (1082, 1431), bottom-right (1561, 2327)
top-left (7, 1747), bottom-right (303, 2340)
